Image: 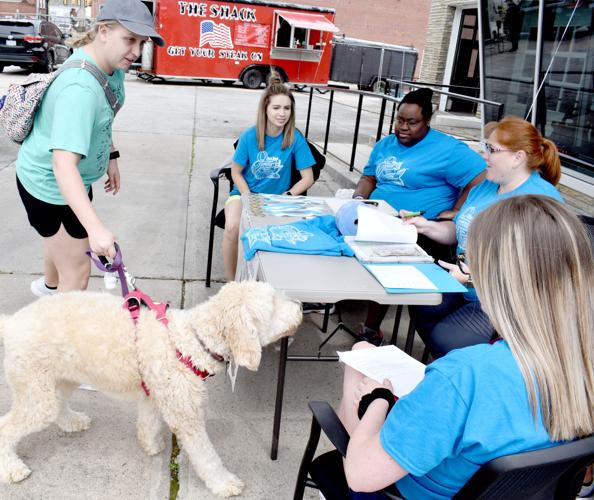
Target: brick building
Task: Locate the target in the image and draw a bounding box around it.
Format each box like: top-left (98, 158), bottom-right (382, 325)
top-left (0, 0), bottom-right (37, 16)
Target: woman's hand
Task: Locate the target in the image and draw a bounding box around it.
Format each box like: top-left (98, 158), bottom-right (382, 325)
top-left (399, 210), bottom-right (430, 233)
top-left (104, 159), bottom-right (120, 195)
top-left (354, 377), bottom-right (394, 408)
top-left (438, 259), bottom-right (470, 285)
top-left (88, 225), bottom-right (117, 258)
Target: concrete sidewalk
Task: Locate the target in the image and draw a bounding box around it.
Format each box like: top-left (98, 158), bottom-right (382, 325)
top-left (0, 72), bottom-right (422, 500)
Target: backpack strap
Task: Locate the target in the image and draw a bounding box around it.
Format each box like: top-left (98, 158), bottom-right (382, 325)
top-left (54, 59), bottom-right (122, 115)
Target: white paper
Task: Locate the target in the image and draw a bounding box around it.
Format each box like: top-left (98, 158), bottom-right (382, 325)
top-left (356, 205), bottom-right (417, 244)
top-left (366, 264), bottom-right (438, 290)
top-left (337, 345), bottom-right (425, 397)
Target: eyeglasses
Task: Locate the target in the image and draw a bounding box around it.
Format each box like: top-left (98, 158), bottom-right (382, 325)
top-left (481, 142), bottom-right (514, 155)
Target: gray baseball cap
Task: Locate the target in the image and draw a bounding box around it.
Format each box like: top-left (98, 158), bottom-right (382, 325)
top-left (96, 0), bottom-right (165, 47)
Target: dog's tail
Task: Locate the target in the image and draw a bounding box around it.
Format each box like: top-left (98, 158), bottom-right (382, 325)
top-left (0, 315), bottom-right (7, 342)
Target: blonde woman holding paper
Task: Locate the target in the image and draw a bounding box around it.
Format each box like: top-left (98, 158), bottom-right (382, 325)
top-left (334, 196), bottom-right (594, 498)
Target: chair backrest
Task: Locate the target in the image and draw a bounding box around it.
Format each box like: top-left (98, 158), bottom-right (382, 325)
top-left (454, 435), bottom-right (594, 500)
top-left (578, 214), bottom-right (594, 249)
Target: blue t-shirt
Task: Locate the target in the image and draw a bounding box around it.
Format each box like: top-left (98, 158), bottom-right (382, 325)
top-left (455, 171), bottom-right (563, 255)
top-left (380, 341), bottom-right (559, 500)
top-left (231, 127), bottom-right (315, 196)
top-left (363, 130), bottom-right (485, 220)
top-left (241, 214), bottom-right (354, 260)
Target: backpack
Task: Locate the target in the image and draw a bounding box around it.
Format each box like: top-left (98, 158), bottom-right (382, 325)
top-left (0, 59), bottom-right (122, 144)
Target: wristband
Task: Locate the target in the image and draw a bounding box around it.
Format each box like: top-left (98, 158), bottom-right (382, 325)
top-left (353, 195), bottom-right (364, 200)
top-left (357, 388), bottom-right (397, 420)
top-left (109, 150), bottom-right (120, 160)
top-left (284, 191), bottom-right (292, 196)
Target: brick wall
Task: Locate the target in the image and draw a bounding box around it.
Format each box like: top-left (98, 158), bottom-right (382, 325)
top-left (0, 0), bottom-right (36, 15)
top-left (286, 0), bottom-right (431, 71)
top-left (419, 1), bottom-right (456, 86)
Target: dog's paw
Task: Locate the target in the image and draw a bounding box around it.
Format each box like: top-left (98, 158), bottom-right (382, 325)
top-left (57, 410), bottom-right (91, 433)
top-left (0, 458), bottom-right (32, 483)
top-left (208, 473), bottom-right (244, 498)
top-left (139, 436), bottom-right (166, 456)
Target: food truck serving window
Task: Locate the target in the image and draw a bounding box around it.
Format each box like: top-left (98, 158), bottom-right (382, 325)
top-left (274, 10), bottom-right (339, 50)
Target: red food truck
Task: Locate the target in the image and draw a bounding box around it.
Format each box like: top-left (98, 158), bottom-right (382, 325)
top-left (139, 0), bottom-right (339, 88)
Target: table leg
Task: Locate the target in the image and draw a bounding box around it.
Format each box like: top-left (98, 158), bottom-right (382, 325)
top-left (404, 314), bottom-right (417, 354)
top-left (271, 336), bottom-right (288, 460)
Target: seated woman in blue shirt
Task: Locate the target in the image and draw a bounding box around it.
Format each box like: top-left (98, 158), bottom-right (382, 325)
top-left (223, 73), bottom-right (315, 281)
top-left (405, 116), bottom-right (563, 358)
top-left (351, 88), bottom-right (485, 344)
top-left (339, 195), bottom-right (594, 499)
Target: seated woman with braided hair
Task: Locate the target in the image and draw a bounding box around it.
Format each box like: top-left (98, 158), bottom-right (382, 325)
top-left (337, 195), bottom-right (594, 499)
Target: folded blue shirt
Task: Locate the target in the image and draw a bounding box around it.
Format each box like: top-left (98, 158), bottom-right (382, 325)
top-left (241, 215), bottom-right (355, 260)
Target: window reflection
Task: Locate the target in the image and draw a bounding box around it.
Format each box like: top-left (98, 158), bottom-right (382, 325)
top-left (481, 0), bottom-right (593, 174)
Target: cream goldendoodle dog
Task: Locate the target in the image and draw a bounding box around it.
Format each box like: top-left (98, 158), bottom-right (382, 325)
top-left (0, 281), bottom-right (301, 497)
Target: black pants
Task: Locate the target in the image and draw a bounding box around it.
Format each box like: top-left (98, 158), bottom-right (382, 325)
top-left (410, 293), bottom-right (496, 359)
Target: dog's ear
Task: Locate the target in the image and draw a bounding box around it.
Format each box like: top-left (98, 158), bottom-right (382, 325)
top-left (225, 304), bottom-right (262, 371)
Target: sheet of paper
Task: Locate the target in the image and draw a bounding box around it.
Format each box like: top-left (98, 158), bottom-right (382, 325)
top-left (325, 197), bottom-right (352, 214)
top-left (356, 205), bottom-right (417, 244)
top-left (337, 345), bottom-right (425, 397)
top-left (366, 264), bottom-right (438, 290)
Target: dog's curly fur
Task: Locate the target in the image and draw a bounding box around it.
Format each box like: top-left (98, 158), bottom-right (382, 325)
top-left (0, 281), bottom-right (301, 497)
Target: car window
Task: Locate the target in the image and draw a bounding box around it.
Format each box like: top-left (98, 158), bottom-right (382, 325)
top-left (0, 21), bottom-right (36, 36)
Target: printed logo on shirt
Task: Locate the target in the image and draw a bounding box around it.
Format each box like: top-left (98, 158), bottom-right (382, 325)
top-left (456, 206), bottom-right (476, 251)
top-left (269, 225), bottom-right (313, 245)
top-left (251, 151), bottom-right (283, 180)
top-left (246, 228), bottom-right (271, 247)
top-left (376, 156), bottom-right (406, 186)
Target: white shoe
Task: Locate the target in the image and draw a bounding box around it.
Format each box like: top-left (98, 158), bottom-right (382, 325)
top-left (30, 277), bottom-right (57, 297)
top-left (578, 481), bottom-right (594, 498)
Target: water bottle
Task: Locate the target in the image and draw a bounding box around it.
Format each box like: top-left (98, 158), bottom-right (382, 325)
top-left (104, 271), bottom-right (117, 290)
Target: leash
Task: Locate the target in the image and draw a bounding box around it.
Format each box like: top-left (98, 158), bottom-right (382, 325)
top-left (87, 244), bottom-right (222, 396)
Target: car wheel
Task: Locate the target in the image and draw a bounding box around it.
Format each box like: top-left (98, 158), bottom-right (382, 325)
top-left (241, 69), bottom-right (263, 90)
top-left (44, 52), bottom-right (54, 73)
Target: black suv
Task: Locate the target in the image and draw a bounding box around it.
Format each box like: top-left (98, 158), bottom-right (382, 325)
top-left (0, 19), bottom-right (72, 73)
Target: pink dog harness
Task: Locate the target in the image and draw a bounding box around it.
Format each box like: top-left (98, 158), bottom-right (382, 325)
top-left (88, 245), bottom-right (224, 397)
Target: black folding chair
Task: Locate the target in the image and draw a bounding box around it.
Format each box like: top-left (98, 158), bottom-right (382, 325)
top-left (294, 401), bottom-right (594, 500)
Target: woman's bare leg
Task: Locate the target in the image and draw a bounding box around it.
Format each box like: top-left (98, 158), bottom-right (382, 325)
top-left (337, 341), bottom-right (376, 435)
top-left (42, 243), bottom-right (59, 288)
top-left (222, 199), bottom-right (243, 282)
top-left (44, 225), bottom-right (91, 292)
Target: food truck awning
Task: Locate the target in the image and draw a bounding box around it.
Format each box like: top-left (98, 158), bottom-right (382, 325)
top-left (276, 10), bottom-right (340, 33)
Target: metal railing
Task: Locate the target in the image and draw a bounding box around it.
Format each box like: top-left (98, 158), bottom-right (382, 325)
top-left (300, 82), bottom-right (504, 172)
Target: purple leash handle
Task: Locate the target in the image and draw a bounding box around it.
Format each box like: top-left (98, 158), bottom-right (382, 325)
top-left (86, 242), bottom-right (130, 297)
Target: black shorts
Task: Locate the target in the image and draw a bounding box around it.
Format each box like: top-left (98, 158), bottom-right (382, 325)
top-left (17, 176), bottom-right (92, 239)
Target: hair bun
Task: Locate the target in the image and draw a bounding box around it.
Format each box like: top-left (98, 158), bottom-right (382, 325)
top-left (415, 87), bottom-right (433, 101)
top-left (268, 70), bottom-right (283, 87)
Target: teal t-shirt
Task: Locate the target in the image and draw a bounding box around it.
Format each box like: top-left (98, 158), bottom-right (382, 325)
top-left (16, 48), bottom-right (125, 205)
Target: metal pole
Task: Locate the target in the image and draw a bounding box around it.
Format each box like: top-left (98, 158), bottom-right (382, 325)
top-left (305, 86), bottom-right (314, 139)
top-left (376, 97), bottom-right (387, 142)
top-left (350, 94), bottom-right (364, 171)
top-left (323, 90), bottom-right (334, 154)
top-left (388, 101), bottom-right (397, 135)
top-left (376, 46), bottom-right (385, 92)
top-left (531, 0), bottom-right (545, 125)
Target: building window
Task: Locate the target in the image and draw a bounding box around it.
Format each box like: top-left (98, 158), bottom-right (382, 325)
top-left (481, 0), bottom-right (593, 176)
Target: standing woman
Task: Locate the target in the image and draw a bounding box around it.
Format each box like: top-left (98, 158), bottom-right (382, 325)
top-left (223, 73), bottom-right (315, 281)
top-left (405, 116), bottom-right (563, 358)
top-left (16, 0), bottom-right (164, 296)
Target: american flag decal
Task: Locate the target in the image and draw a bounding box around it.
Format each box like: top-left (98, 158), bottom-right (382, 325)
top-left (199, 20), bottom-right (234, 49)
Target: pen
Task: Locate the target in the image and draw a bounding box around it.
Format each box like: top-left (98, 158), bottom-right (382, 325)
top-left (401, 210), bottom-right (425, 219)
